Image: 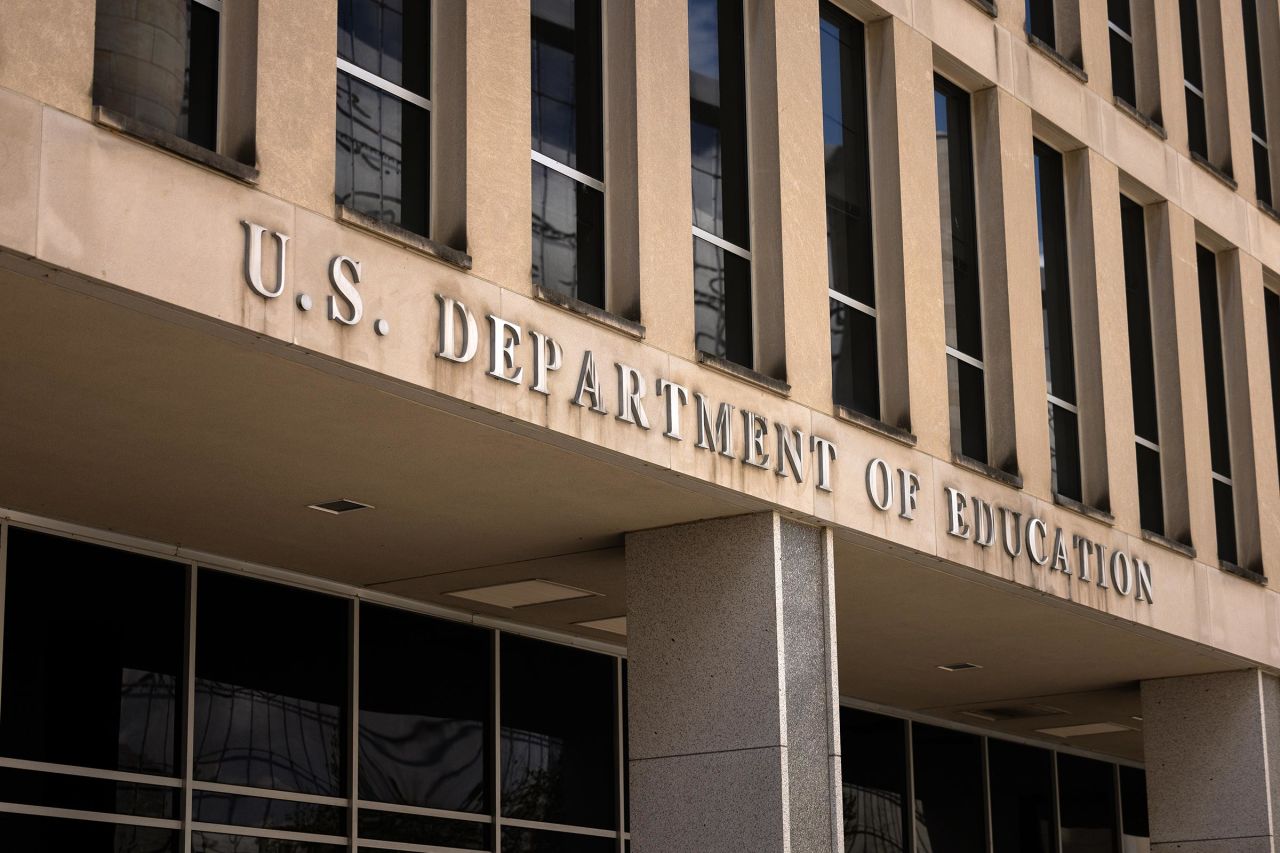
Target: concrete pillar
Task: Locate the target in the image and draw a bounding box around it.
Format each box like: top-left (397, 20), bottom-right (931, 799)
top-left (626, 513), bottom-right (842, 853)
top-left (1141, 670), bottom-right (1280, 851)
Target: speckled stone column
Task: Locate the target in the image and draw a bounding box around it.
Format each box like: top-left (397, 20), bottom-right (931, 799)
top-left (1141, 670), bottom-right (1280, 851)
top-left (625, 513), bottom-right (842, 853)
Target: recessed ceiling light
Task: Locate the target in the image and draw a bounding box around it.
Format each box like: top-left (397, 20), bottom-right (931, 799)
top-left (937, 662), bottom-right (983, 672)
top-left (1036, 722), bottom-right (1135, 738)
top-left (961, 704), bottom-right (1067, 723)
top-left (575, 616), bottom-right (627, 636)
top-left (446, 579), bottom-right (600, 609)
top-left (308, 499), bottom-right (373, 514)
top-left (1130, 715), bottom-right (1144, 722)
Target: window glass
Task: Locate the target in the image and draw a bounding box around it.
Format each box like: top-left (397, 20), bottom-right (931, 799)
top-left (1035, 142), bottom-right (1082, 501)
top-left (1266, 288), bottom-right (1280, 485)
top-left (0, 765), bottom-right (177, 820)
top-left (192, 832), bottom-right (345, 853)
top-left (338, 0), bottom-right (431, 97)
top-left (839, 708), bottom-right (909, 853)
top-left (532, 161), bottom-right (606, 306)
top-left (194, 570), bottom-right (348, 796)
top-left (1058, 754), bottom-right (1119, 853)
top-left (336, 71), bottom-right (431, 237)
top-left (694, 237), bottom-right (753, 365)
top-left (1120, 197), bottom-right (1164, 535)
top-left (501, 827), bottom-right (617, 853)
top-left (689, 0), bottom-right (749, 247)
top-left (192, 792), bottom-right (346, 836)
top-left (1180, 0), bottom-right (1208, 159)
top-left (359, 604), bottom-right (490, 814)
top-left (989, 739), bottom-right (1056, 853)
top-left (1120, 765), bottom-right (1150, 852)
top-left (912, 724), bottom-right (985, 853)
top-left (92, 0), bottom-right (220, 150)
top-left (1196, 245), bottom-right (1237, 565)
top-left (1026, 0), bottom-right (1057, 45)
top-left (500, 634), bottom-right (616, 830)
top-left (532, 0), bottom-right (603, 177)
top-left (0, 528), bottom-right (185, 776)
top-left (822, 2), bottom-right (879, 417)
top-left (1243, 0), bottom-right (1272, 207)
top-left (0, 811), bottom-right (178, 853)
top-left (358, 809), bottom-right (491, 850)
top-left (935, 77), bottom-right (987, 462)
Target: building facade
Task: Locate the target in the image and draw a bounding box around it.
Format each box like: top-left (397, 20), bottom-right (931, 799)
top-left (0, 0), bottom-right (1279, 850)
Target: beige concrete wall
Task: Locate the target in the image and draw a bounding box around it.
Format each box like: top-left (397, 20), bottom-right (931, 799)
top-left (1, 0), bottom-right (1280, 666)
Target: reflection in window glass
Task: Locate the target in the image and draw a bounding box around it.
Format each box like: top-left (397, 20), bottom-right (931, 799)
top-left (532, 162), bottom-right (605, 306)
top-left (192, 832), bottom-right (345, 853)
top-left (839, 708), bottom-right (909, 853)
top-left (531, 0), bottom-right (606, 307)
top-left (912, 724), bottom-right (985, 853)
top-left (338, 0), bottom-right (431, 95)
top-left (821, 2), bottom-right (879, 418)
top-left (336, 71), bottom-right (431, 237)
top-left (0, 528), bottom-right (185, 777)
top-left (1108, 0), bottom-right (1136, 107)
top-left (358, 808), bottom-right (491, 850)
top-left (0, 811), bottom-right (178, 853)
top-left (0, 765), bottom-right (176, 820)
top-left (360, 604), bottom-right (490, 814)
top-left (500, 634), bottom-right (616, 831)
top-left (989, 739), bottom-right (1056, 853)
top-left (689, 0), bottom-right (752, 366)
top-left (1058, 754), bottom-right (1119, 853)
top-left (694, 237), bottom-right (753, 365)
top-left (1197, 244), bottom-right (1238, 566)
top-left (1026, 0), bottom-right (1057, 46)
top-left (194, 571), bottom-right (348, 796)
top-left (1120, 196), bottom-right (1164, 535)
top-left (192, 792), bottom-right (346, 836)
top-left (1120, 765), bottom-right (1150, 852)
top-left (1035, 141), bottom-right (1083, 502)
top-left (935, 77), bottom-right (987, 463)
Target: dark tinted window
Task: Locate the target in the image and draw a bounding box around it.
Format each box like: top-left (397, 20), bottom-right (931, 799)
top-left (335, 0), bottom-right (431, 237)
top-left (822, 2), bottom-right (879, 418)
top-left (338, 0), bottom-right (431, 94)
top-left (1027, 0), bottom-right (1057, 45)
top-left (93, 0), bottom-right (219, 150)
top-left (502, 827), bottom-right (617, 853)
top-left (1197, 245), bottom-right (1237, 565)
top-left (990, 739), bottom-right (1056, 853)
top-left (194, 570), bottom-right (348, 796)
top-left (1109, 0), bottom-right (1136, 108)
top-left (1035, 142), bottom-right (1082, 501)
top-left (531, 0), bottom-right (606, 307)
top-left (0, 528), bottom-right (185, 776)
top-left (360, 604), bottom-right (490, 813)
top-left (1243, 0), bottom-right (1273, 207)
top-left (1119, 765), bottom-right (1149, 842)
top-left (1120, 197), bottom-right (1164, 535)
top-left (936, 77), bottom-right (987, 463)
top-left (691, 0), bottom-right (752, 365)
top-left (1266, 288), bottom-right (1280, 486)
top-left (0, 811), bottom-right (178, 853)
top-left (912, 724), bottom-right (986, 853)
top-left (840, 708), bottom-right (909, 853)
top-left (1058, 754), bottom-right (1119, 853)
top-left (1180, 0), bottom-right (1208, 159)
top-left (500, 634), bottom-right (616, 830)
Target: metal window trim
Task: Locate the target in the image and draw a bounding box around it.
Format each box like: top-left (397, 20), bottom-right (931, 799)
top-left (193, 0), bottom-right (223, 12)
top-left (615, 656), bottom-right (627, 852)
top-left (531, 149), bottom-right (606, 193)
top-left (337, 57), bottom-right (433, 111)
top-left (946, 346), bottom-right (986, 371)
top-left (691, 226), bottom-right (752, 262)
top-left (189, 779), bottom-right (351, 808)
top-left (1184, 79), bottom-right (1206, 99)
top-left (189, 820), bottom-right (348, 845)
top-left (1211, 471), bottom-right (1234, 486)
top-left (356, 800), bottom-right (493, 824)
top-left (1135, 435), bottom-right (1161, 454)
top-left (828, 289), bottom-right (878, 319)
top-left (0, 800), bottom-right (183, 830)
top-left (0, 756), bottom-right (183, 789)
top-left (1253, 131), bottom-right (1270, 149)
top-left (1047, 393), bottom-right (1080, 415)
top-left (356, 838), bottom-right (491, 853)
top-left (499, 816), bottom-right (619, 838)
top-left (349, 599), bottom-right (360, 853)
top-left (1107, 20), bottom-right (1134, 43)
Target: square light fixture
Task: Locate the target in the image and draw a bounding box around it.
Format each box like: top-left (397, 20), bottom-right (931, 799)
top-left (1035, 722), bottom-right (1135, 738)
top-left (446, 579), bottom-right (600, 609)
top-left (937, 662), bottom-right (983, 672)
top-left (308, 499), bottom-right (373, 514)
top-left (574, 616), bottom-right (627, 636)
